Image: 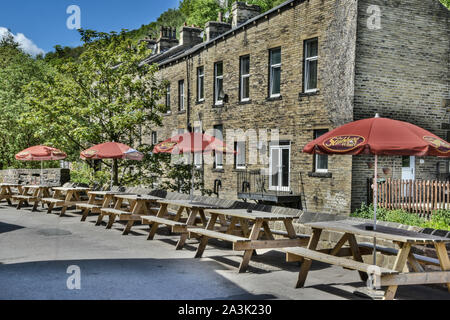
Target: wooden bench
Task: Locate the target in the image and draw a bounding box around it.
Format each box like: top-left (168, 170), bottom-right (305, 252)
top-left (189, 229), bottom-right (251, 258)
top-left (76, 203), bottom-right (102, 221)
top-left (142, 216), bottom-right (188, 234)
top-left (12, 195), bottom-right (40, 210)
top-left (98, 208), bottom-right (131, 229)
top-left (358, 242), bottom-right (441, 268)
top-left (284, 246), bottom-right (399, 276)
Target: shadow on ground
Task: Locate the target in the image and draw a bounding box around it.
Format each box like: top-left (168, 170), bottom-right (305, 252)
top-left (0, 258), bottom-right (277, 300)
top-left (0, 222), bottom-right (25, 234)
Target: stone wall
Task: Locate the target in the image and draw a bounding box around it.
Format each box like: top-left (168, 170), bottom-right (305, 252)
top-left (351, 0), bottom-right (450, 211)
top-left (0, 169), bottom-right (70, 186)
top-left (151, 0), bottom-right (359, 215)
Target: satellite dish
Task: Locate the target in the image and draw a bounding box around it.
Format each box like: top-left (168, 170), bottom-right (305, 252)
top-left (199, 31), bottom-right (205, 39)
top-left (224, 11), bottom-right (230, 20)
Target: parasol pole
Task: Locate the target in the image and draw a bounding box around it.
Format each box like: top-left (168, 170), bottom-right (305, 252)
top-left (110, 159), bottom-right (114, 190)
top-left (41, 160), bottom-right (43, 185)
top-left (373, 154), bottom-right (378, 265)
top-left (190, 152), bottom-right (195, 202)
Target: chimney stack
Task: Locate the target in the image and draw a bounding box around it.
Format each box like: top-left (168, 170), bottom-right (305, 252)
top-left (204, 11), bottom-right (232, 42)
top-left (232, 2), bottom-right (261, 28)
top-left (179, 25), bottom-right (203, 46)
top-left (156, 26), bottom-right (178, 53)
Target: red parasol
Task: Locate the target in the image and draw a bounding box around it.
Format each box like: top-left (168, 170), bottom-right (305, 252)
top-left (15, 145), bottom-right (67, 185)
top-left (153, 132), bottom-right (235, 201)
top-left (80, 142), bottom-right (143, 161)
top-left (80, 142), bottom-right (144, 187)
top-left (303, 114), bottom-right (450, 265)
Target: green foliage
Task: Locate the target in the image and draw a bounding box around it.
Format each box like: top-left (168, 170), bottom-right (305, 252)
top-left (23, 29), bottom-right (168, 185)
top-left (440, 0), bottom-right (450, 9)
top-left (70, 162), bottom-right (110, 187)
top-left (0, 33), bottom-right (52, 170)
top-left (351, 203), bottom-right (450, 231)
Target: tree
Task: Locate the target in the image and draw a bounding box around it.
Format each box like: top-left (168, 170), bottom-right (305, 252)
top-left (440, 0), bottom-right (450, 9)
top-left (0, 32), bottom-right (48, 169)
top-left (24, 29), bottom-right (168, 185)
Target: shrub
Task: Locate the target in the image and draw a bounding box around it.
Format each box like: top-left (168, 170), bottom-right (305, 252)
top-left (70, 162), bottom-right (110, 188)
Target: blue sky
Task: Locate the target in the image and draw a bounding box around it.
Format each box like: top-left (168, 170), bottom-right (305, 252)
top-left (0, 0), bottom-right (180, 55)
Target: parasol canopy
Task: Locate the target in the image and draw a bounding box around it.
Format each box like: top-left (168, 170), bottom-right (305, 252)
top-left (80, 142), bottom-right (144, 161)
top-left (15, 145), bottom-right (67, 161)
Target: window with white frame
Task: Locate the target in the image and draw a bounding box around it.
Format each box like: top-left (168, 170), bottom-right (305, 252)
top-left (314, 129), bottom-right (328, 172)
top-left (240, 56), bottom-right (250, 101)
top-left (178, 80), bottom-right (185, 111)
top-left (304, 38), bottom-right (318, 92)
top-left (269, 48), bottom-right (281, 97)
top-left (151, 131), bottom-right (157, 145)
top-left (234, 141), bottom-right (246, 169)
top-left (194, 125), bottom-right (202, 168)
top-left (197, 67), bottom-right (204, 102)
top-left (214, 62), bottom-right (223, 105)
top-left (165, 84), bottom-right (171, 111)
top-left (213, 124), bottom-right (223, 169)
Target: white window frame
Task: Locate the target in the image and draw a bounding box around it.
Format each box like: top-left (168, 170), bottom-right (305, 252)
top-left (269, 144), bottom-right (291, 192)
top-left (304, 39), bottom-right (318, 93)
top-left (151, 131), bottom-right (157, 145)
top-left (214, 62), bottom-right (224, 106)
top-left (178, 80), bottom-right (185, 111)
top-left (269, 48), bottom-right (281, 98)
top-left (235, 141), bottom-right (246, 170)
top-left (240, 56), bottom-right (250, 102)
top-left (165, 84), bottom-right (171, 112)
top-left (197, 67), bottom-right (204, 102)
top-left (314, 129), bottom-right (328, 173)
top-left (194, 124), bottom-right (202, 168)
top-left (214, 125), bottom-right (223, 169)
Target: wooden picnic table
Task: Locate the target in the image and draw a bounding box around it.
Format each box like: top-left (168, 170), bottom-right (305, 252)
top-left (11, 185), bottom-right (52, 211)
top-left (99, 194), bottom-right (162, 235)
top-left (0, 183), bottom-right (23, 206)
top-left (192, 208), bottom-right (309, 273)
top-left (284, 220), bottom-right (450, 300)
top-left (76, 190), bottom-right (128, 222)
top-left (142, 199), bottom-right (223, 250)
top-left (41, 187), bottom-right (91, 216)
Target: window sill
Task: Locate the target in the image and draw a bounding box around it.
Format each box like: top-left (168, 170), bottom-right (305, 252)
top-left (163, 111), bottom-right (172, 117)
top-left (196, 100), bottom-right (205, 105)
top-left (212, 168), bottom-right (225, 173)
top-left (299, 90), bottom-right (320, 101)
top-left (266, 95), bottom-right (282, 101)
top-left (308, 171), bottom-right (332, 178)
top-left (233, 167), bottom-right (247, 172)
top-left (238, 100), bottom-right (252, 105)
top-left (177, 110), bottom-right (186, 115)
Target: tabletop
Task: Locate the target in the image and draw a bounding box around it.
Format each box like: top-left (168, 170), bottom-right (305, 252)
top-left (306, 220), bottom-right (450, 244)
top-left (157, 199), bottom-right (220, 209)
top-left (88, 191), bottom-right (131, 196)
top-left (204, 208), bottom-right (298, 221)
top-left (115, 194), bottom-right (162, 201)
top-left (53, 187), bottom-right (91, 192)
top-left (0, 183), bottom-right (22, 187)
top-left (23, 185), bottom-right (53, 189)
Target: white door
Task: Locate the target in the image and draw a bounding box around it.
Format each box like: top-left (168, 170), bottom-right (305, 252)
top-left (401, 156), bottom-right (415, 181)
top-left (269, 145), bottom-right (290, 192)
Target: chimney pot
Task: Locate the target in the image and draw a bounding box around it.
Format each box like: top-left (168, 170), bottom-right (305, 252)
top-left (232, 1), bottom-right (261, 28)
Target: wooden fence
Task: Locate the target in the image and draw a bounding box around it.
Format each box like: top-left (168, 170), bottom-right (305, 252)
top-left (371, 179), bottom-right (449, 217)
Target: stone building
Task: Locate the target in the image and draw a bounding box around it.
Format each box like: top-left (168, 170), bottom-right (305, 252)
top-left (142, 0), bottom-right (449, 215)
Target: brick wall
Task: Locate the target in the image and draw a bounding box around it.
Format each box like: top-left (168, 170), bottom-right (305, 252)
top-left (151, 0), bottom-right (359, 215)
top-left (0, 168), bottom-right (70, 186)
top-left (351, 0), bottom-right (450, 211)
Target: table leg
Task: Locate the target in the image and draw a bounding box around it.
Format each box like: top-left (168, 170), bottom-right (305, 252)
top-left (434, 242), bottom-right (450, 292)
top-left (122, 201), bottom-right (143, 235)
top-left (384, 242), bottom-right (411, 300)
top-left (296, 228), bottom-right (322, 288)
top-left (195, 213), bottom-right (218, 258)
top-left (106, 214), bottom-right (116, 229)
top-left (347, 234), bottom-right (368, 282)
top-left (176, 207), bottom-right (198, 250)
top-left (262, 221), bottom-right (275, 240)
top-left (147, 203), bottom-right (168, 240)
top-left (238, 219), bottom-right (264, 273)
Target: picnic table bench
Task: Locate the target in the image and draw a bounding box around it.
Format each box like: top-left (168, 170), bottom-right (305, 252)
top-left (284, 220), bottom-right (450, 300)
top-left (99, 194), bottom-right (162, 235)
top-left (42, 187), bottom-right (90, 216)
top-left (77, 191), bottom-right (127, 222)
top-left (142, 199), bottom-right (220, 250)
top-left (11, 185), bottom-right (52, 211)
top-left (191, 208), bottom-right (309, 273)
top-left (0, 183), bottom-right (23, 206)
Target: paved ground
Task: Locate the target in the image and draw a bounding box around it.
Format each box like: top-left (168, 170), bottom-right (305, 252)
top-left (0, 203), bottom-right (449, 300)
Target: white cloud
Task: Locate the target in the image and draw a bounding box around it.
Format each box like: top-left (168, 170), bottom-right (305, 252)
top-left (0, 27), bottom-right (45, 57)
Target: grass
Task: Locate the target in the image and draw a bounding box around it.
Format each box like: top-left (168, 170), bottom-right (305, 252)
top-left (351, 203), bottom-right (450, 231)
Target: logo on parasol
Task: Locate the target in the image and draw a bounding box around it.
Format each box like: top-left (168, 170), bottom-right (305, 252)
top-left (17, 151), bottom-right (30, 157)
top-left (323, 135), bottom-right (365, 152)
top-left (157, 141), bottom-right (177, 151)
top-left (82, 149), bottom-right (98, 157)
top-left (424, 136), bottom-right (450, 154)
